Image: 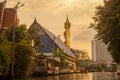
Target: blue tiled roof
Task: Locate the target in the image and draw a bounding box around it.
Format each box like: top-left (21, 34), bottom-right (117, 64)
top-left (40, 34), bottom-right (56, 53)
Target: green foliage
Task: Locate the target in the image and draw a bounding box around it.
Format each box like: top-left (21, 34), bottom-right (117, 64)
top-left (90, 0), bottom-right (120, 63)
top-left (76, 59), bottom-right (91, 70)
top-left (3, 24), bottom-right (35, 77)
top-left (78, 50), bottom-right (90, 60)
top-left (36, 53), bottom-right (46, 66)
top-left (4, 24), bottom-right (31, 43)
top-left (28, 25), bottom-right (44, 53)
top-left (52, 48), bottom-right (67, 69)
top-left (34, 39), bottom-right (44, 53)
top-left (14, 43), bottom-right (34, 77)
top-left (77, 60), bottom-right (88, 67)
top-left (72, 49), bottom-right (90, 60)
top-left (0, 35), bottom-right (10, 76)
top-left (52, 48), bottom-right (62, 57)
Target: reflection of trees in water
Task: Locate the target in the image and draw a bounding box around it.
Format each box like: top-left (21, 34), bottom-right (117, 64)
top-left (93, 72), bottom-right (115, 80)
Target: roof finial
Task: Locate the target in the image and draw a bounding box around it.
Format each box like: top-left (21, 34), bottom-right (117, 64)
top-left (34, 17), bottom-right (38, 23)
top-left (13, 2), bottom-right (24, 10)
top-left (5, 0), bottom-right (7, 3)
top-left (67, 14), bottom-right (68, 19)
top-left (34, 17), bottom-right (37, 21)
top-left (66, 14), bottom-right (69, 22)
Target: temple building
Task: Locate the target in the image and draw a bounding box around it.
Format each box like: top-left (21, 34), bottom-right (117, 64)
top-left (64, 15), bottom-right (71, 48)
top-left (0, 0), bottom-right (19, 34)
top-left (29, 18), bottom-right (77, 70)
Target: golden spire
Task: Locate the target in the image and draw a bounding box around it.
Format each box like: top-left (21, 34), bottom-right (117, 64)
top-left (67, 14), bottom-right (68, 20)
top-left (64, 14), bottom-right (71, 48)
top-left (64, 14), bottom-right (71, 30)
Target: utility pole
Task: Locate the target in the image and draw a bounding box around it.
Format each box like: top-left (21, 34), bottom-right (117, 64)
top-left (11, 2), bottom-right (24, 78)
top-left (53, 37), bottom-right (56, 75)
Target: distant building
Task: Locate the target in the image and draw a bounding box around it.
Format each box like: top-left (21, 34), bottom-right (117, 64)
top-left (91, 40), bottom-right (113, 63)
top-left (0, 0), bottom-right (19, 34)
top-left (29, 18), bottom-right (77, 69)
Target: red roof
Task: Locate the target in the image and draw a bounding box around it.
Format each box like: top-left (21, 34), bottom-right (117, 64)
top-left (2, 8), bottom-right (15, 28)
top-left (0, 3), bottom-right (19, 34)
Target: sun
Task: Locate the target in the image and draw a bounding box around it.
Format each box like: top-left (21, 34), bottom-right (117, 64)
top-left (65, 0), bottom-right (75, 4)
top-left (65, 0), bottom-right (75, 7)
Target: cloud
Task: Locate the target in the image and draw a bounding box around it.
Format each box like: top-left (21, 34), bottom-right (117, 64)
top-left (72, 29), bottom-right (96, 42)
top-left (4, 0), bottom-right (103, 57)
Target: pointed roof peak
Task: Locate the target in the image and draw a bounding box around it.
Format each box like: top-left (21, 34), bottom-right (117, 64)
top-left (65, 14), bottom-right (70, 24)
top-left (34, 17), bottom-right (37, 21)
top-left (67, 14), bottom-right (68, 18)
top-left (30, 17), bottom-right (40, 27)
top-left (66, 14), bottom-right (69, 20)
top-left (33, 17), bottom-right (38, 23)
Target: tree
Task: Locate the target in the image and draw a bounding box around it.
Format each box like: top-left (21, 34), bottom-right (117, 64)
top-left (28, 24), bottom-right (45, 53)
top-left (4, 25), bottom-right (35, 77)
top-left (59, 51), bottom-right (67, 69)
top-left (36, 53), bottom-right (46, 67)
top-left (34, 38), bottom-right (44, 53)
top-left (0, 35), bottom-right (11, 77)
top-left (4, 25), bottom-right (31, 43)
top-left (72, 49), bottom-right (90, 60)
top-left (78, 50), bottom-right (90, 60)
top-left (52, 48), bottom-right (67, 69)
top-left (90, 0), bottom-right (120, 63)
top-left (14, 42), bottom-right (34, 77)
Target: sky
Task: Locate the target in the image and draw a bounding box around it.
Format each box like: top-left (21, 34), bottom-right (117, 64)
top-left (2, 0), bottom-right (103, 59)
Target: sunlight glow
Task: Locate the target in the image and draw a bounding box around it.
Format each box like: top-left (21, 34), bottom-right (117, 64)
top-left (65, 0), bottom-right (75, 5)
top-left (66, 0), bottom-right (75, 3)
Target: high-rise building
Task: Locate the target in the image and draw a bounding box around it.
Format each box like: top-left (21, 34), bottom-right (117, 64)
top-left (64, 15), bottom-right (71, 48)
top-left (91, 40), bottom-right (113, 63)
top-left (0, 0), bottom-right (19, 34)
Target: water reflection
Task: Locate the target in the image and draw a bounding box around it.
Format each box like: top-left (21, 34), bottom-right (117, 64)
top-left (93, 72), bottom-right (115, 80)
top-left (29, 72), bottom-right (115, 80)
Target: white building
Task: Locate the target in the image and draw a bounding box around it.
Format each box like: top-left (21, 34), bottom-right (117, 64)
top-left (91, 40), bottom-right (113, 63)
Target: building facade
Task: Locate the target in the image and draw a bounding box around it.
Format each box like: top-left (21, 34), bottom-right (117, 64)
top-left (91, 40), bottom-right (113, 63)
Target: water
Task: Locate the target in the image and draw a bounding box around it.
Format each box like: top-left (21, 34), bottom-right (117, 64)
top-left (28, 72), bottom-right (116, 80)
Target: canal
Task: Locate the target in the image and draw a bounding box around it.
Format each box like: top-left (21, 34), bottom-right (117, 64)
top-left (28, 72), bottom-right (116, 80)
